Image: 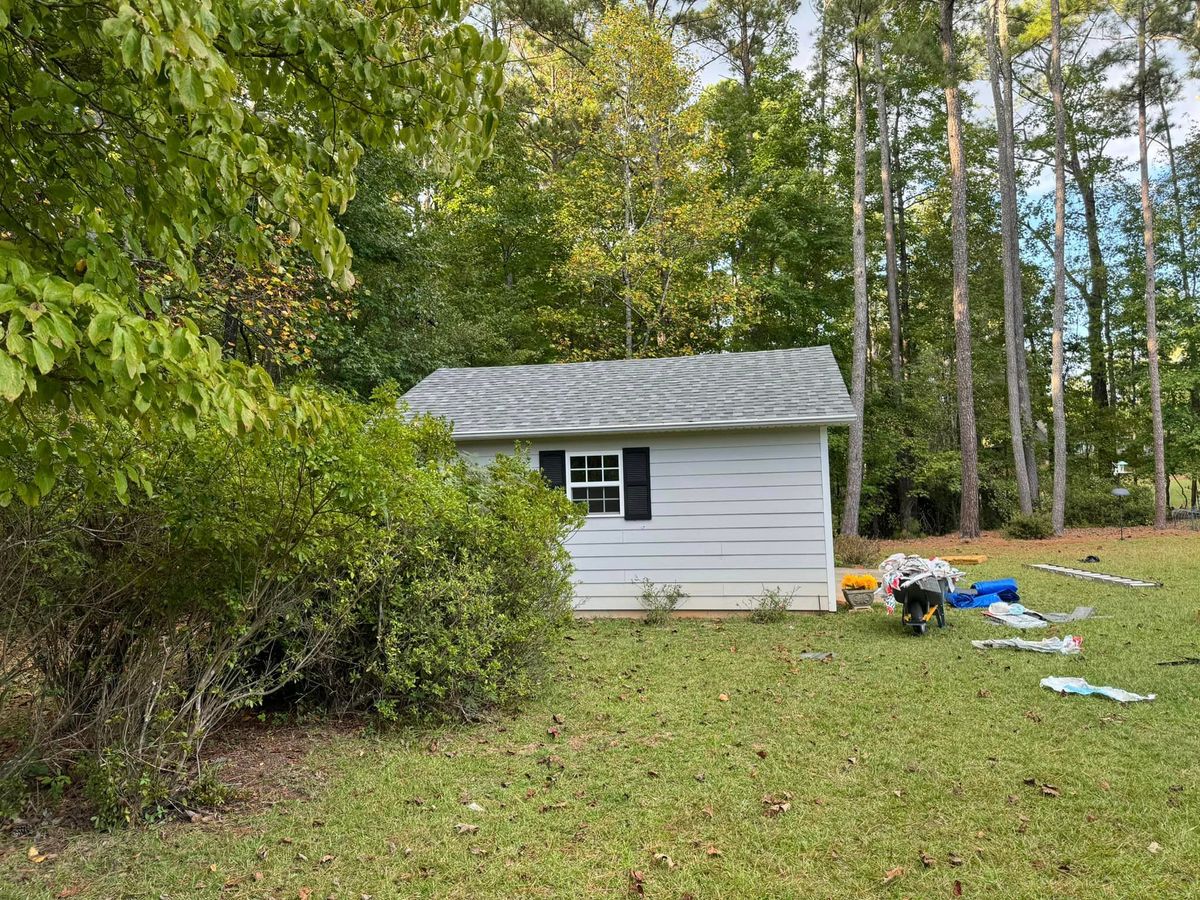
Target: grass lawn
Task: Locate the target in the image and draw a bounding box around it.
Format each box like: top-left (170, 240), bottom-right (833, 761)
top-left (5, 530), bottom-right (1200, 898)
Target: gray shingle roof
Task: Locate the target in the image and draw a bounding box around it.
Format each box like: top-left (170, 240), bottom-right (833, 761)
top-left (401, 346), bottom-right (856, 439)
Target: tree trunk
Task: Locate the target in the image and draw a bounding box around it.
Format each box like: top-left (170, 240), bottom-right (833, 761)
top-left (998, 0), bottom-right (1039, 503)
top-left (841, 22), bottom-right (869, 537)
top-left (1156, 83), bottom-right (1192, 304)
top-left (1050, 0), bottom-right (1068, 534)
top-left (875, 36), bottom-right (902, 385)
top-left (894, 103), bottom-right (910, 353)
top-left (940, 0), bottom-right (981, 539)
top-left (985, 0), bottom-right (1033, 516)
top-left (1137, 3), bottom-right (1169, 528)
top-left (1066, 128), bottom-right (1111, 409)
top-left (622, 82), bottom-right (635, 360)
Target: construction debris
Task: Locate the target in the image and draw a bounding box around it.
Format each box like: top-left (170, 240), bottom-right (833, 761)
top-left (983, 602), bottom-right (1048, 630)
top-left (1027, 564), bottom-right (1160, 589)
top-left (972, 635), bottom-right (1083, 655)
top-left (1038, 606), bottom-right (1095, 624)
top-left (942, 554), bottom-right (988, 565)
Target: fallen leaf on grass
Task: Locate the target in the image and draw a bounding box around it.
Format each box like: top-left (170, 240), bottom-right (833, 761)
top-left (653, 852), bottom-right (676, 869)
top-left (705, 845), bottom-right (723, 857)
top-left (701, 804), bottom-right (714, 819)
top-left (470, 846), bottom-right (488, 856)
top-left (253, 872), bottom-right (264, 882)
top-left (299, 889), bottom-right (312, 900)
top-left (953, 879), bottom-right (963, 896)
top-left (948, 853), bottom-right (963, 867)
top-left (1041, 784), bottom-right (1061, 798)
top-left (1148, 842), bottom-right (1162, 855)
top-left (55, 888), bottom-right (83, 898)
top-left (882, 866), bottom-right (904, 884)
top-left (319, 854), bottom-right (335, 865)
top-left (920, 851), bottom-right (936, 868)
top-left (552, 713), bottom-right (565, 725)
top-left (26, 846), bottom-right (56, 865)
top-left (465, 802), bottom-right (485, 812)
top-left (628, 869), bottom-right (646, 895)
top-left (454, 823), bottom-right (479, 835)
top-left (207, 863), bottom-right (218, 873)
top-left (1099, 780), bottom-right (1110, 791)
top-left (717, 693), bottom-right (730, 702)
top-left (762, 793), bottom-right (793, 817)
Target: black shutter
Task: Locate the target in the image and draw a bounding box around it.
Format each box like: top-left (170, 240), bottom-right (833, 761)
top-left (622, 447), bottom-right (651, 520)
top-left (538, 450), bottom-right (566, 490)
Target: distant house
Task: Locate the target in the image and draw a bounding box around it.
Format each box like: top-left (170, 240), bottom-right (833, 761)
top-left (402, 347), bottom-right (856, 614)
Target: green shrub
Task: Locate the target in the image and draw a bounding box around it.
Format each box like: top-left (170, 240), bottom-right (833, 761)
top-left (748, 587), bottom-right (793, 624)
top-left (637, 579), bottom-right (686, 626)
top-left (78, 751), bottom-right (173, 830)
top-left (1065, 479), bottom-right (1154, 527)
top-left (834, 534), bottom-right (878, 567)
top-left (1, 390), bottom-right (581, 824)
top-left (1004, 512), bottom-right (1054, 540)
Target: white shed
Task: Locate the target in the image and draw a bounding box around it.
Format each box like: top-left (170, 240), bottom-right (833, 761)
top-left (402, 347), bottom-right (856, 614)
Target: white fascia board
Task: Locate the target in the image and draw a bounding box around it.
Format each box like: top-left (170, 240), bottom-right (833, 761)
top-left (451, 413), bottom-right (859, 441)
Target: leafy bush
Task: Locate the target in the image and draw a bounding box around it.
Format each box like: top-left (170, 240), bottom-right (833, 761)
top-left (1004, 512), bottom-right (1054, 540)
top-left (1065, 479), bottom-right (1154, 527)
top-left (748, 587), bottom-right (794, 624)
top-left (637, 579), bottom-right (686, 626)
top-left (834, 534), bottom-right (878, 567)
top-left (0, 391), bottom-right (580, 824)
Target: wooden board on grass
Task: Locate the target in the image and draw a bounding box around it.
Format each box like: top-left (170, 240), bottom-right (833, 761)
top-left (941, 554), bottom-right (988, 565)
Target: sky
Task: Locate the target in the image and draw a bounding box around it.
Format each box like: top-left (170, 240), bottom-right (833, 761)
top-left (698, 4), bottom-right (1200, 180)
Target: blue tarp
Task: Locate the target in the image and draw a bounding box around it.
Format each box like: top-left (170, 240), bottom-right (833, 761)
top-left (973, 578), bottom-right (1018, 595)
top-left (947, 577), bottom-right (1021, 609)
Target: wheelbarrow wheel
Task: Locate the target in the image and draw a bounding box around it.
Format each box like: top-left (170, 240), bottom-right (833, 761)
top-left (910, 622), bottom-right (927, 636)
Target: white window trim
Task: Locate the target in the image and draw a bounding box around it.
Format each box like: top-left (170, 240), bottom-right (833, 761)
top-left (567, 452), bottom-right (623, 517)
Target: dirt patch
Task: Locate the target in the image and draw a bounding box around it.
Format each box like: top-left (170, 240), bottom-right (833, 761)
top-left (202, 715), bottom-right (363, 814)
top-left (881, 526), bottom-right (1197, 557)
top-left (0, 715), bottom-right (358, 857)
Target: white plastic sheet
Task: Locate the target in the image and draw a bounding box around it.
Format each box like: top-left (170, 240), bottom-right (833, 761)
top-left (1040, 676), bottom-right (1155, 703)
top-left (972, 635), bottom-right (1083, 655)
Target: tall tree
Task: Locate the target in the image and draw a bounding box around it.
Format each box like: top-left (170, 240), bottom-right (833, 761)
top-left (1135, 0), bottom-right (1169, 527)
top-left (939, 0), bottom-right (981, 538)
top-left (1050, 0), bottom-right (1069, 533)
top-left (841, 5), bottom-right (870, 535)
top-left (548, 5), bottom-right (751, 360)
top-left (875, 31), bottom-right (903, 384)
top-left (985, 0), bottom-right (1034, 515)
top-left (685, 0), bottom-right (801, 91)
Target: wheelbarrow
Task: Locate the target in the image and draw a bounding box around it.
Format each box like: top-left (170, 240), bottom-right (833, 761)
top-left (893, 575), bottom-right (949, 636)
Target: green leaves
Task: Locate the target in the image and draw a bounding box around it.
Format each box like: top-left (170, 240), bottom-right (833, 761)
top-left (0, 353), bottom-right (23, 401)
top-left (1, 0), bottom-right (503, 505)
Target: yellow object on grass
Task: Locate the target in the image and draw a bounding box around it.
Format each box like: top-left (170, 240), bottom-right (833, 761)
top-left (840, 574), bottom-right (879, 591)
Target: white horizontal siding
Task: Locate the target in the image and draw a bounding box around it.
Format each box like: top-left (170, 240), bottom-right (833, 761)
top-left (458, 427), bottom-right (835, 612)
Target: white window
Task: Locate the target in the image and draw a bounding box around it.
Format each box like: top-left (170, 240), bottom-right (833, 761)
top-left (568, 453), bottom-right (621, 515)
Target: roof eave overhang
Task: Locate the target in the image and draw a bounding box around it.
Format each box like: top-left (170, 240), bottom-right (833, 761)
top-left (449, 413), bottom-right (859, 442)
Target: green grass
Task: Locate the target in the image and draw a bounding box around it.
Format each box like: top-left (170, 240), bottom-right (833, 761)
top-left (6, 534), bottom-right (1200, 898)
